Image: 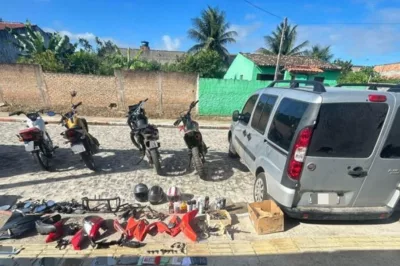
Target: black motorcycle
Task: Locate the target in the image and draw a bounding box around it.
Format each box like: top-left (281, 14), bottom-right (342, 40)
top-left (174, 101), bottom-right (208, 178)
top-left (127, 98), bottom-right (162, 175)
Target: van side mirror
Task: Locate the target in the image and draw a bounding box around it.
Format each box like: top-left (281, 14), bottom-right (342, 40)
top-left (232, 110), bottom-right (240, 122)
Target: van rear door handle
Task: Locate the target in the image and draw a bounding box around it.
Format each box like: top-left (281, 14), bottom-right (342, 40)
top-left (348, 167), bottom-right (367, 178)
top-left (247, 133), bottom-right (251, 140)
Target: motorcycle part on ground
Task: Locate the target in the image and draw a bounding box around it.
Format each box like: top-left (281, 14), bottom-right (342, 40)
top-left (148, 186), bottom-right (165, 205)
top-left (134, 183), bottom-right (149, 202)
top-left (55, 239), bottom-right (70, 250)
top-left (83, 216), bottom-right (105, 246)
top-left (81, 197), bottom-right (121, 212)
top-left (180, 210), bottom-right (198, 242)
top-left (45, 221), bottom-right (64, 243)
top-left (0, 212), bottom-right (41, 240)
top-left (145, 206), bottom-right (167, 221)
top-left (166, 186), bottom-right (181, 202)
top-left (0, 205), bottom-right (11, 211)
top-left (35, 214), bottom-right (62, 235)
top-left (70, 229), bottom-right (84, 250)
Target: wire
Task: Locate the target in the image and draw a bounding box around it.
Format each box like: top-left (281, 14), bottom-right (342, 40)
top-left (244, 0), bottom-right (400, 26)
top-left (243, 0), bottom-right (283, 20)
top-left (298, 22), bottom-right (400, 25)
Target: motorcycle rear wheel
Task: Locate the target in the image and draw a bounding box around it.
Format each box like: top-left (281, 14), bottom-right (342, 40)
top-left (81, 151), bottom-right (96, 171)
top-left (192, 146), bottom-right (206, 179)
top-left (34, 150), bottom-right (50, 171)
top-left (150, 149), bottom-right (162, 175)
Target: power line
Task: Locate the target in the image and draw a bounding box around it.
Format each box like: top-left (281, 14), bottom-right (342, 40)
top-left (243, 0), bottom-right (283, 20)
top-left (244, 0), bottom-right (400, 26)
top-left (297, 22), bottom-right (400, 25)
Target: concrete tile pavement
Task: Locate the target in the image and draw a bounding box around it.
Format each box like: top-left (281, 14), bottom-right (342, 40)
top-left (0, 112), bottom-right (231, 129)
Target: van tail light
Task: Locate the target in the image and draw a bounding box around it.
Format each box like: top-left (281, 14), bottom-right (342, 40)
top-left (287, 127), bottom-right (314, 181)
top-left (368, 94), bottom-right (386, 102)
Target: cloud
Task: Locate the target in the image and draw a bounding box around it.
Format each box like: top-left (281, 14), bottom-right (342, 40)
top-left (230, 22), bottom-right (263, 41)
top-left (228, 22), bottom-right (265, 53)
top-left (352, 0), bottom-right (385, 10)
top-left (162, 35), bottom-right (181, 51)
top-left (244, 13), bottom-right (257, 20)
top-left (297, 24), bottom-right (400, 58)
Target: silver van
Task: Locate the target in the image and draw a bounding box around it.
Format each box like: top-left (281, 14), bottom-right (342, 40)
top-left (228, 80), bottom-right (400, 220)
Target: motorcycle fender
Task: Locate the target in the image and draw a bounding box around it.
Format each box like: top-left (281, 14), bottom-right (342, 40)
top-left (146, 140), bottom-right (159, 150)
top-left (24, 141), bottom-right (36, 152)
top-left (71, 143), bottom-right (86, 154)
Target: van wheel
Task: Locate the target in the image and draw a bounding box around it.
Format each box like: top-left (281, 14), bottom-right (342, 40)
top-left (228, 137), bottom-right (239, 158)
top-left (254, 172), bottom-right (268, 202)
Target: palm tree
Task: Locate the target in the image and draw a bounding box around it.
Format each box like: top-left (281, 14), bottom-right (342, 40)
top-left (187, 6), bottom-right (237, 60)
top-left (260, 22), bottom-right (308, 56)
top-left (304, 45), bottom-right (334, 62)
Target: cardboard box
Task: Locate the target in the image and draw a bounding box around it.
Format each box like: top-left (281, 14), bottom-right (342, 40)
top-left (206, 210), bottom-right (232, 227)
top-left (248, 200), bottom-right (284, 234)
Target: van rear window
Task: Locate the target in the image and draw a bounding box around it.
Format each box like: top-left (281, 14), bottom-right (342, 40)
top-left (308, 103), bottom-right (388, 158)
top-left (381, 107), bottom-right (400, 158)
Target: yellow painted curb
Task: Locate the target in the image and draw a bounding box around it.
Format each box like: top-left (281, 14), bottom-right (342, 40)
top-left (10, 235), bottom-right (400, 258)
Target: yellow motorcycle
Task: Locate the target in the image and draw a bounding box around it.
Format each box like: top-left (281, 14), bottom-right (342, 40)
top-left (50, 91), bottom-right (100, 170)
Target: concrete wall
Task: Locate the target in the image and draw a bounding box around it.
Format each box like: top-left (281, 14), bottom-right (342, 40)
top-left (0, 64), bottom-right (197, 118)
top-left (199, 78), bottom-right (270, 116)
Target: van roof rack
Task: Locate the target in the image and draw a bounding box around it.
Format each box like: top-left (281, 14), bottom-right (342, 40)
top-left (268, 80), bottom-right (326, 93)
top-left (336, 83), bottom-right (400, 90)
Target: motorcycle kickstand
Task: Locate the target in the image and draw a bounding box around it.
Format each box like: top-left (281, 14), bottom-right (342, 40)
top-left (187, 152), bottom-right (193, 170)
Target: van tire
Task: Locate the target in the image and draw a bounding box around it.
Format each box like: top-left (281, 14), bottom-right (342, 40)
top-left (228, 137), bottom-right (239, 158)
top-left (254, 172), bottom-right (268, 202)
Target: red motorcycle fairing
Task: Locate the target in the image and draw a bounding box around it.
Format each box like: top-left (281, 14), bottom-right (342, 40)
top-left (71, 216), bottom-right (105, 250)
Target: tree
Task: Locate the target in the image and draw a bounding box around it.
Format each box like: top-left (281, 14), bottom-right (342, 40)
top-left (338, 67), bottom-right (378, 83)
top-left (8, 21), bottom-right (75, 60)
top-left (260, 22), bottom-right (308, 56)
top-left (333, 59), bottom-right (353, 76)
top-left (17, 50), bottom-right (64, 72)
top-left (188, 6), bottom-right (237, 60)
top-left (68, 51), bottom-right (102, 75)
top-left (304, 45), bottom-right (333, 62)
top-left (163, 50), bottom-right (224, 78)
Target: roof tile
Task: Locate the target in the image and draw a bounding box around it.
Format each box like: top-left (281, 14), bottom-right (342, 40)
top-left (241, 53), bottom-right (340, 70)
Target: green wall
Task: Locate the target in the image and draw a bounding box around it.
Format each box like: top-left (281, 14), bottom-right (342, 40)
top-left (283, 70), bottom-right (340, 86)
top-left (199, 78), bottom-right (270, 116)
top-left (223, 53), bottom-right (255, 80)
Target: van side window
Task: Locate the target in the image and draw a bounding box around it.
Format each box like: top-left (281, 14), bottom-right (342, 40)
top-left (251, 94), bottom-right (278, 134)
top-left (381, 107), bottom-right (400, 158)
top-left (268, 98), bottom-right (309, 151)
top-left (241, 95), bottom-right (258, 124)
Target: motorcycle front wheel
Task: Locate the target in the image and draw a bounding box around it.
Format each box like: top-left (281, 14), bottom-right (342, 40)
top-left (150, 149), bottom-right (162, 175)
top-left (33, 150), bottom-right (50, 171)
top-left (192, 146), bottom-right (206, 179)
top-left (81, 151), bottom-right (96, 171)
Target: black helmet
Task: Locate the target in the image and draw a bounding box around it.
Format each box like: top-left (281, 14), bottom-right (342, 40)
top-left (134, 183), bottom-right (149, 202)
top-left (148, 186), bottom-right (165, 205)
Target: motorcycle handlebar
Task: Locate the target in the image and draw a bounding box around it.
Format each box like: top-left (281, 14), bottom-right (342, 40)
top-left (173, 118), bottom-right (181, 126)
top-left (73, 102), bottom-right (83, 109)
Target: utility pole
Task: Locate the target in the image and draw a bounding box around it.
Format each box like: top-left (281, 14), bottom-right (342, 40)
top-left (274, 17), bottom-right (287, 81)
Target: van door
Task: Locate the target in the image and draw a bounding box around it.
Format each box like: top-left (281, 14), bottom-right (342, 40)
top-left (244, 94), bottom-right (278, 170)
top-left (302, 100), bottom-right (390, 207)
top-left (232, 94), bottom-right (259, 160)
top-left (355, 97), bottom-right (400, 207)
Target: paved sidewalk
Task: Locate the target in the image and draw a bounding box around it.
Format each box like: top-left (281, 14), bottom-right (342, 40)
top-left (0, 112), bottom-right (231, 129)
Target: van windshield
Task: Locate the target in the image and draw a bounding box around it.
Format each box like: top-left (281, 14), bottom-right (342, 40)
top-left (308, 103), bottom-right (388, 158)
